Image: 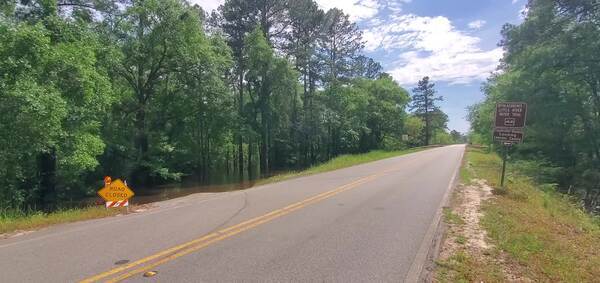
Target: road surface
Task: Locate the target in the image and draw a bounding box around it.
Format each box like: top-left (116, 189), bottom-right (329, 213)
top-left (0, 145), bottom-right (465, 282)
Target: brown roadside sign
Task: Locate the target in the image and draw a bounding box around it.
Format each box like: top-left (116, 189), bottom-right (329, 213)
top-left (495, 102), bottom-right (527, 128)
top-left (98, 179), bottom-right (134, 202)
top-left (494, 129), bottom-right (524, 144)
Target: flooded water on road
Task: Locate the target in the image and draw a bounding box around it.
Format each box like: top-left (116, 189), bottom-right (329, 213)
top-left (128, 180), bottom-right (258, 205)
top-left (82, 170), bottom-right (289, 207)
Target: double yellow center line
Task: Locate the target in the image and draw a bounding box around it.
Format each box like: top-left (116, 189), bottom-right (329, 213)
top-left (81, 171), bottom-right (387, 282)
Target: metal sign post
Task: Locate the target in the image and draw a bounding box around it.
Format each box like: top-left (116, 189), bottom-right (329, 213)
top-left (500, 143), bottom-right (510, 187)
top-left (494, 102), bottom-right (527, 188)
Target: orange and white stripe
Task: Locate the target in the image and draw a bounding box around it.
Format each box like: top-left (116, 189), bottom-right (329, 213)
top-left (105, 200), bottom-right (129, 208)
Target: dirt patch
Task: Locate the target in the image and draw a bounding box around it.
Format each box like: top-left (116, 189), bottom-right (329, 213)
top-left (438, 179), bottom-right (492, 258)
top-left (436, 179), bottom-right (531, 282)
top-left (460, 179), bottom-right (494, 250)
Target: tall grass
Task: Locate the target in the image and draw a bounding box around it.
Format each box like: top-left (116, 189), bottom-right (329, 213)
top-left (0, 206), bottom-right (123, 235)
top-left (468, 147), bottom-right (600, 282)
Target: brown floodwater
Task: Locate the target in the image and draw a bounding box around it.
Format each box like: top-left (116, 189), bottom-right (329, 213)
top-left (128, 180), bottom-right (258, 205)
top-left (83, 171), bottom-right (287, 207)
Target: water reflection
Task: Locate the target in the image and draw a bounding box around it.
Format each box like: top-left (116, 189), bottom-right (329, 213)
top-left (130, 179), bottom-right (257, 205)
top-left (88, 170), bottom-right (287, 206)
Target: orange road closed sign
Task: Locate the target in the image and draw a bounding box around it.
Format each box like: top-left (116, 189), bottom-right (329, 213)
top-left (98, 179), bottom-right (134, 202)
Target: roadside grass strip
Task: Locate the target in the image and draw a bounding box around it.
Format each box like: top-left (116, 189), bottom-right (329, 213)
top-left (436, 147), bottom-right (600, 282)
top-left (256, 147), bottom-right (428, 186)
top-left (0, 207), bottom-right (124, 236)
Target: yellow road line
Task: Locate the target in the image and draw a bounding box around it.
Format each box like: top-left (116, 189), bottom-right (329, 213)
top-left (80, 173), bottom-right (384, 283)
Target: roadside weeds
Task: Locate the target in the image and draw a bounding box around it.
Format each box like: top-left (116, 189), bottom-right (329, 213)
top-left (0, 204), bottom-right (153, 238)
top-left (435, 147), bottom-right (600, 282)
top-left (435, 179), bottom-right (511, 282)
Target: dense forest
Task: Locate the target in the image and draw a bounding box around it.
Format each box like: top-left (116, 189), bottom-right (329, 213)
top-left (0, 0), bottom-right (457, 211)
top-left (469, 0), bottom-right (600, 212)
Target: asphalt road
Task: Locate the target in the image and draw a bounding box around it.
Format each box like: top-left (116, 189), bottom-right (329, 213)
top-left (0, 145), bottom-right (465, 283)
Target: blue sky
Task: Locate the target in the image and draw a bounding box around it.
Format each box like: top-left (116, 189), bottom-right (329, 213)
top-left (192, 0), bottom-right (528, 133)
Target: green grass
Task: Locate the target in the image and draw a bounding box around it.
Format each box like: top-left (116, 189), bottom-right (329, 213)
top-left (460, 147), bottom-right (600, 282)
top-left (437, 189), bottom-right (503, 282)
top-left (459, 166), bottom-right (472, 185)
top-left (455, 235), bottom-right (466, 245)
top-left (435, 250), bottom-right (504, 283)
top-left (443, 207), bottom-right (465, 225)
top-left (0, 206), bottom-right (125, 235)
top-left (256, 147), bottom-right (428, 186)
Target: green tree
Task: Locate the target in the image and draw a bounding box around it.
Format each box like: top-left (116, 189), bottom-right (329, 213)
top-left (404, 115), bottom-right (425, 146)
top-left (0, 0), bottom-right (418, 213)
top-left (354, 74), bottom-right (410, 151)
top-left (0, 15), bottom-right (113, 209)
top-left (245, 27), bottom-right (298, 175)
top-left (352, 55), bottom-right (383, 79)
top-left (470, 0), bottom-right (600, 211)
top-left (410, 76), bottom-right (443, 146)
top-left (217, 0), bottom-right (289, 178)
top-left (318, 8), bottom-right (364, 86)
top-left (107, 0), bottom-right (221, 185)
top-left (285, 0), bottom-right (324, 166)
top-left (450, 130), bottom-right (465, 144)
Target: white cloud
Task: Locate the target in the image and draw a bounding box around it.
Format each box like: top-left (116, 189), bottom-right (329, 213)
top-left (363, 14), bottom-right (502, 85)
top-left (388, 47), bottom-right (503, 85)
top-left (467, 20), bottom-right (486, 29)
top-left (189, 0), bottom-right (502, 85)
top-left (512, 0), bottom-right (519, 4)
top-left (190, 0), bottom-right (396, 20)
top-left (315, 0), bottom-right (380, 21)
top-left (189, 0), bottom-right (223, 12)
top-left (314, 0), bottom-right (412, 21)
top-left (519, 5), bottom-right (529, 19)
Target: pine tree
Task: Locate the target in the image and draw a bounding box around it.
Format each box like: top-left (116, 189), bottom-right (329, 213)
top-left (410, 76), bottom-right (443, 146)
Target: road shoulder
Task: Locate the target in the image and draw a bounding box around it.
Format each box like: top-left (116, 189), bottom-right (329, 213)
top-left (405, 145), bottom-right (465, 282)
top-left (433, 146), bottom-right (600, 282)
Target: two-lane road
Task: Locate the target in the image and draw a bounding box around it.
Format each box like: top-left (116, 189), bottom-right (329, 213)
top-left (0, 145), bottom-right (465, 282)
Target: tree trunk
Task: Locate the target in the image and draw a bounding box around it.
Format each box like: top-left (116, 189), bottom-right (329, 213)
top-left (309, 69), bottom-right (317, 164)
top-left (248, 137), bottom-right (254, 180)
top-left (133, 104), bottom-right (150, 186)
top-left (38, 148), bottom-right (56, 212)
top-left (225, 147), bottom-right (230, 176)
top-left (302, 70), bottom-right (310, 166)
top-left (260, 113), bottom-right (270, 176)
top-left (425, 93), bottom-right (430, 146)
top-left (203, 126), bottom-right (210, 182)
top-left (132, 13), bottom-right (151, 187)
top-left (197, 120), bottom-right (204, 182)
top-left (292, 83), bottom-right (299, 167)
top-left (237, 70), bottom-right (244, 180)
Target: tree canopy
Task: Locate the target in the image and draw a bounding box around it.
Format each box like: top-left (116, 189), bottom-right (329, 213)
top-left (0, 0), bottom-right (452, 212)
top-left (468, 0), bottom-right (600, 212)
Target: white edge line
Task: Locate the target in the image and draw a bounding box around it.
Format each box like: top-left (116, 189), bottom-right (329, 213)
top-left (404, 145), bottom-right (466, 283)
